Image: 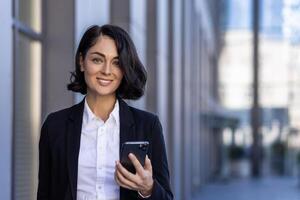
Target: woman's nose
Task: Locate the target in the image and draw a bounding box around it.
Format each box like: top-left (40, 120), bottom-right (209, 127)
top-left (101, 62), bottom-right (111, 75)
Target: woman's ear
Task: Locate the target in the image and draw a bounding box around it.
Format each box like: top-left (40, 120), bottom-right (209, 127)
top-left (79, 54), bottom-right (84, 72)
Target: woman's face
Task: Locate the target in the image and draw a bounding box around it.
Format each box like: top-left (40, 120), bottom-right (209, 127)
top-left (80, 35), bottom-right (123, 98)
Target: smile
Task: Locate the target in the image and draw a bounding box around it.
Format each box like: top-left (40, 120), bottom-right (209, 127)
top-left (97, 78), bottom-right (113, 86)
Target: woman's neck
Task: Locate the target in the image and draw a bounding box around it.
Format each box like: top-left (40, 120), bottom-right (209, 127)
top-left (85, 93), bottom-right (117, 122)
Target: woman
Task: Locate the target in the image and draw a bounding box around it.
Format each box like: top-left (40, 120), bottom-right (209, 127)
top-left (37, 24), bottom-right (173, 200)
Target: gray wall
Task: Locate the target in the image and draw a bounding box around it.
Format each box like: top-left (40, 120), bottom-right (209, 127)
top-left (168, 0), bottom-right (184, 198)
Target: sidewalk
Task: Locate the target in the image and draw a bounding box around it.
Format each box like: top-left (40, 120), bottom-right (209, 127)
top-left (192, 176), bottom-right (300, 200)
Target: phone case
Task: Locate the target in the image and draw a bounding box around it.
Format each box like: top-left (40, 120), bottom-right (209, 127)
top-left (120, 141), bottom-right (149, 173)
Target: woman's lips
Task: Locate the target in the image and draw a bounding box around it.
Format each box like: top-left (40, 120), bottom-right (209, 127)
top-left (97, 78), bottom-right (112, 86)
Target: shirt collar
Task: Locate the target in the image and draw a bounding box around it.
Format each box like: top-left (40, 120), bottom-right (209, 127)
top-left (83, 98), bottom-right (119, 125)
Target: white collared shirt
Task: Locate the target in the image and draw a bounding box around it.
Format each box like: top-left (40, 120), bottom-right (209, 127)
top-left (77, 99), bottom-right (120, 200)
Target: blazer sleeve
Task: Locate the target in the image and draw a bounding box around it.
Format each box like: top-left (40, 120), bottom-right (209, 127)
top-left (148, 116), bottom-right (173, 200)
top-left (37, 116), bottom-right (51, 200)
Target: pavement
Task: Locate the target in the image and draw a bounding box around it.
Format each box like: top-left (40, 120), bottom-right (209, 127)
top-left (192, 176), bottom-right (300, 200)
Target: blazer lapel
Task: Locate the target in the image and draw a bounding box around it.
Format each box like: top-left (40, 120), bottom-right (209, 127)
top-left (118, 98), bottom-right (136, 153)
top-left (66, 100), bottom-right (84, 200)
top-left (118, 98), bottom-right (137, 200)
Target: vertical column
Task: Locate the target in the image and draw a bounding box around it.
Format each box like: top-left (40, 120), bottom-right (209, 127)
top-left (191, 17), bottom-right (202, 192)
top-left (251, 0), bottom-right (262, 177)
top-left (167, 0), bottom-right (175, 190)
top-left (129, 0), bottom-right (147, 109)
top-left (146, 0), bottom-right (158, 113)
top-left (0, 0), bottom-right (12, 199)
top-left (182, 0), bottom-right (193, 198)
top-left (168, 0), bottom-right (183, 198)
top-left (157, 0), bottom-right (169, 151)
top-left (199, 37), bottom-right (205, 186)
top-left (110, 0), bottom-right (130, 31)
top-left (42, 0), bottom-right (75, 117)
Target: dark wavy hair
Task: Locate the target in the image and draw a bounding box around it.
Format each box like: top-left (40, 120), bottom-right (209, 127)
top-left (67, 24), bottom-right (147, 100)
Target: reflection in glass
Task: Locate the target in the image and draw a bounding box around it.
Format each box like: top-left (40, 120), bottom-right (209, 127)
top-left (18, 0), bottom-right (41, 32)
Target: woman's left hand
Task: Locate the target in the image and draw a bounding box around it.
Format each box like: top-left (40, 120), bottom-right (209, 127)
top-left (115, 153), bottom-right (154, 196)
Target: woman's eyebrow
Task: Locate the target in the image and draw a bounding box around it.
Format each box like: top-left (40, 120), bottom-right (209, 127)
top-left (90, 52), bottom-right (105, 57)
top-left (90, 52), bottom-right (119, 60)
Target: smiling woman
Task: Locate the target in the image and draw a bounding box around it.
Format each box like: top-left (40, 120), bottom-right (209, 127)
top-left (37, 24), bottom-right (173, 200)
top-left (67, 25), bottom-right (147, 100)
top-left (79, 35), bottom-right (124, 103)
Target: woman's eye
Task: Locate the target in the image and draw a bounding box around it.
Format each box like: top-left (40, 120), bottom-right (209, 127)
top-left (113, 60), bottom-right (119, 66)
top-left (92, 58), bottom-right (103, 63)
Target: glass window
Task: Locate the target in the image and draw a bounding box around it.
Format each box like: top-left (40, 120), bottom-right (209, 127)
top-left (219, 0), bottom-right (253, 109)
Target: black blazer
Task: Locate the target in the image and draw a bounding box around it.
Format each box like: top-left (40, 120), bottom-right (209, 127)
top-left (37, 98), bottom-right (173, 200)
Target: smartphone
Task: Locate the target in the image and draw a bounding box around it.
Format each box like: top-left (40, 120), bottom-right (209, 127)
top-left (120, 141), bottom-right (149, 173)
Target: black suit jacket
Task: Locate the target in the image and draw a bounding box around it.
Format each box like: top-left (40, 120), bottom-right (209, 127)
top-left (37, 98), bottom-right (173, 200)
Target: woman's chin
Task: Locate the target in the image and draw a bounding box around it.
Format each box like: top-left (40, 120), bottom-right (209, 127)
top-left (93, 89), bottom-right (116, 97)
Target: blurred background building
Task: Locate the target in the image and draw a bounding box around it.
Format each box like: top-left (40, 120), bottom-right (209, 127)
top-left (219, 0), bottom-right (300, 178)
top-left (1, 0), bottom-right (300, 200)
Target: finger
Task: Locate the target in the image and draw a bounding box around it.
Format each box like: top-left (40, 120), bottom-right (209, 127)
top-left (128, 153), bottom-right (144, 174)
top-left (116, 161), bottom-right (138, 183)
top-left (144, 155), bottom-right (152, 172)
top-left (115, 169), bottom-right (131, 189)
top-left (115, 167), bottom-right (139, 190)
top-left (115, 171), bottom-right (131, 190)
top-left (115, 161), bottom-right (130, 189)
